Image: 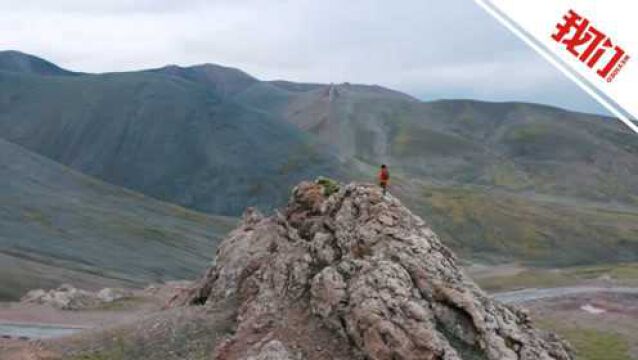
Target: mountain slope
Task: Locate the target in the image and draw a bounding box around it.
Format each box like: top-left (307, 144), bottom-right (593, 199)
top-left (401, 181), bottom-right (638, 266)
top-left (248, 83), bottom-right (638, 205)
top-left (0, 67), bottom-right (346, 215)
top-left (0, 50), bottom-right (76, 76)
top-left (1, 51), bottom-right (636, 267)
top-left (233, 81), bottom-right (638, 265)
top-left (148, 63), bottom-right (258, 99)
top-left (0, 138), bottom-right (235, 300)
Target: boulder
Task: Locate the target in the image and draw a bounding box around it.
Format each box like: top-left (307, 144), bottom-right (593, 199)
top-left (96, 288), bottom-right (133, 303)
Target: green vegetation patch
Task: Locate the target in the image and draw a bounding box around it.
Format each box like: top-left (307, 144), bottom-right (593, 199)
top-left (474, 262), bottom-right (638, 293)
top-left (409, 184), bottom-right (638, 266)
top-left (505, 123), bottom-right (552, 142)
top-left (316, 176), bottom-right (340, 196)
top-left (536, 320), bottom-right (632, 360)
top-left (565, 329), bottom-right (630, 360)
top-left (566, 262), bottom-right (638, 282)
top-left (475, 269), bottom-right (576, 292)
top-left (22, 208), bottom-right (54, 229)
top-left (392, 124), bottom-right (480, 158)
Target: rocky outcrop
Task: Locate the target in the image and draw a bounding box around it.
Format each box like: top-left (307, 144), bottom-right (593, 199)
top-left (21, 284), bottom-right (132, 310)
top-left (176, 181), bottom-right (572, 360)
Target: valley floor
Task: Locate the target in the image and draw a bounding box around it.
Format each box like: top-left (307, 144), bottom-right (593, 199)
top-left (530, 292), bottom-right (638, 360)
top-left (470, 262), bottom-right (638, 360)
top-left (1, 263), bottom-right (637, 360)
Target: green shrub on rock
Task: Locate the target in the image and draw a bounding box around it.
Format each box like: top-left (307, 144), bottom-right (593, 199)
top-left (315, 177), bottom-right (340, 197)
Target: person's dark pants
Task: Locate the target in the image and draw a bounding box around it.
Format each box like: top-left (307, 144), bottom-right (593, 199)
top-left (380, 182), bottom-right (388, 195)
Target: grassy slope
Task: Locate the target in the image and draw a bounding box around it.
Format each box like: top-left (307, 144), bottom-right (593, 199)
top-left (1, 52), bottom-right (636, 268)
top-left (329, 95), bottom-right (638, 205)
top-left (538, 321), bottom-right (633, 360)
top-left (0, 69), bottom-right (345, 216)
top-left (400, 181), bottom-right (638, 266)
top-left (0, 138), bottom-right (235, 300)
top-left (250, 83), bottom-right (638, 267)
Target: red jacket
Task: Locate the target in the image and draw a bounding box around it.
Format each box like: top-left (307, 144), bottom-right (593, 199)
top-left (378, 168), bottom-right (389, 183)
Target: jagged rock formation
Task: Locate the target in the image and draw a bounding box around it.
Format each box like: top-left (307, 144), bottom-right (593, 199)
top-left (176, 181), bottom-right (572, 360)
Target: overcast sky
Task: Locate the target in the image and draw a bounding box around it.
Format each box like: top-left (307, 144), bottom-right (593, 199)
top-left (0, 0), bottom-right (606, 114)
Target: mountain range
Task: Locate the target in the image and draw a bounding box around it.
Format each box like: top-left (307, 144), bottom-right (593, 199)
top-left (0, 50), bottom-right (637, 296)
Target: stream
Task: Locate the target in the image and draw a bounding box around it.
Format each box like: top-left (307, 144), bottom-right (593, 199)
top-left (0, 322), bottom-right (85, 339)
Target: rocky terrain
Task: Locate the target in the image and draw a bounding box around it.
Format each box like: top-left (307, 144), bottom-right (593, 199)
top-left (21, 284), bottom-right (133, 311)
top-left (172, 180), bottom-right (572, 359)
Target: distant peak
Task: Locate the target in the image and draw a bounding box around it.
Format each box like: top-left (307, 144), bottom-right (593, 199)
top-left (154, 62), bottom-right (257, 80)
top-left (0, 50), bottom-right (76, 76)
top-left (148, 62), bottom-right (258, 97)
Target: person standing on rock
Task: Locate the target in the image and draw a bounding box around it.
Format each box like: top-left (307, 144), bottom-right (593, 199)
top-left (378, 164), bottom-right (390, 195)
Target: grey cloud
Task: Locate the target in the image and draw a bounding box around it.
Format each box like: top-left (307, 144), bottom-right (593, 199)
top-left (0, 0), bottom-right (605, 114)
top-left (0, 0), bottom-right (205, 14)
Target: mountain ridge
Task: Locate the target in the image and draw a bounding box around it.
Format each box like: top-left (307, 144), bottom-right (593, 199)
top-left (1, 50), bottom-right (636, 267)
top-left (0, 50), bottom-right (615, 117)
top-left (0, 50), bottom-right (78, 76)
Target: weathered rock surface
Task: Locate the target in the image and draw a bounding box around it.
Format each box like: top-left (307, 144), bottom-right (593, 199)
top-left (177, 181), bottom-right (573, 360)
top-left (21, 284), bottom-right (132, 310)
